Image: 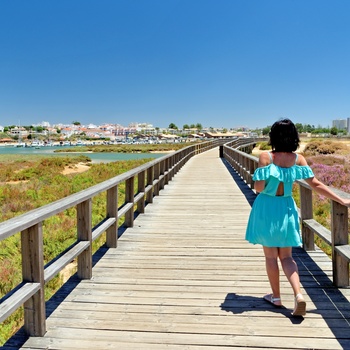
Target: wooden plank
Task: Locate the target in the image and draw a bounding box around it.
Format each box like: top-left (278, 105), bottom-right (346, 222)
top-left (22, 327), bottom-right (349, 350)
top-left (0, 283), bottom-right (40, 322)
top-left (336, 245), bottom-right (350, 262)
top-left (45, 315), bottom-right (347, 339)
top-left (118, 202), bottom-right (133, 218)
top-left (48, 304), bottom-right (350, 326)
top-left (21, 335), bottom-right (289, 350)
top-left (303, 218), bottom-right (332, 245)
top-left (44, 241), bottom-right (90, 283)
top-left (92, 217), bottom-right (116, 241)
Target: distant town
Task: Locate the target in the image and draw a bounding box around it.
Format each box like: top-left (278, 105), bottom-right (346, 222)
top-left (0, 118), bottom-right (349, 146)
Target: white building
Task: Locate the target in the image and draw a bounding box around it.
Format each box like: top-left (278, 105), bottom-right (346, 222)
top-left (31, 121), bottom-right (51, 128)
top-left (10, 127), bottom-right (28, 137)
top-left (332, 119), bottom-right (347, 130)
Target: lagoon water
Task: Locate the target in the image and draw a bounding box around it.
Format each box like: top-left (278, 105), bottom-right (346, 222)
top-left (0, 146), bottom-right (165, 163)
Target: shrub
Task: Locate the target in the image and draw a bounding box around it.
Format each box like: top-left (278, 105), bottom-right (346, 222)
top-left (303, 140), bottom-right (348, 156)
top-left (258, 141), bottom-right (271, 151)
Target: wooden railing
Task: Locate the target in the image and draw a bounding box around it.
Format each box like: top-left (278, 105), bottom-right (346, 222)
top-left (222, 140), bottom-right (350, 288)
top-left (0, 140), bottom-right (220, 337)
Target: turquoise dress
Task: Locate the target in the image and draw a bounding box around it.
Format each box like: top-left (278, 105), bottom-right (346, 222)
top-left (245, 153), bottom-right (314, 247)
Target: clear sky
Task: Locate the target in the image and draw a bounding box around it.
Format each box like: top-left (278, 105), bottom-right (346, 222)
top-left (1, 0), bottom-right (350, 129)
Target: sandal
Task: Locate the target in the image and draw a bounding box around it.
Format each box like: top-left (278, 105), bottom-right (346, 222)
top-left (263, 293), bottom-right (282, 307)
top-left (292, 293), bottom-right (306, 316)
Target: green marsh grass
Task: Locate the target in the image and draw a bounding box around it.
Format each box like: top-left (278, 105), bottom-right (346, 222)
top-left (54, 142), bottom-right (191, 153)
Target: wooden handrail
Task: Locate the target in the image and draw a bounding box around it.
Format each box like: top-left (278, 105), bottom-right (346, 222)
top-left (222, 141), bottom-right (350, 288)
top-left (0, 140), bottom-right (220, 337)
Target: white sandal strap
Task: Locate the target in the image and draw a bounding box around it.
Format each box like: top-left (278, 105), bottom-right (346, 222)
top-left (271, 297), bottom-right (281, 302)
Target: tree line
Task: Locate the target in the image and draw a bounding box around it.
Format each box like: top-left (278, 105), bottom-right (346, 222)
top-left (168, 123), bottom-right (203, 131)
top-left (261, 123), bottom-right (346, 136)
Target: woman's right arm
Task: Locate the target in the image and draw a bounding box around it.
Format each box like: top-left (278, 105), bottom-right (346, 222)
top-left (304, 176), bottom-right (350, 206)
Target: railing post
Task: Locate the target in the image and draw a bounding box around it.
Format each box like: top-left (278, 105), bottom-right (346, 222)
top-left (77, 199), bottom-right (92, 279)
top-left (137, 171), bottom-right (146, 214)
top-left (300, 185), bottom-right (315, 250)
top-left (164, 157), bottom-right (170, 185)
top-left (21, 223), bottom-right (46, 336)
top-left (146, 166), bottom-right (154, 204)
top-left (239, 154), bottom-right (244, 178)
top-left (179, 149), bottom-right (186, 169)
top-left (154, 163), bottom-right (160, 196)
top-left (168, 154), bottom-right (175, 181)
top-left (159, 159), bottom-right (165, 190)
top-left (195, 144), bottom-right (199, 155)
top-left (125, 177), bottom-right (135, 227)
top-left (106, 185), bottom-right (118, 248)
top-left (243, 157), bottom-right (249, 184)
top-left (174, 152), bottom-right (181, 173)
top-left (331, 201), bottom-right (349, 287)
top-left (175, 151), bottom-right (181, 171)
top-left (248, 159), bottom-right (255, 188)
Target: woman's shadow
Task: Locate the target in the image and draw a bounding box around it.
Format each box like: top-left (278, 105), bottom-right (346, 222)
top-left (220, 292), bottom-right (305, 324)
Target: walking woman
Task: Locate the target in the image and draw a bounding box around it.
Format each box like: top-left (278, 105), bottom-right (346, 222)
top-left (245, 118), bottom-right (350, 316)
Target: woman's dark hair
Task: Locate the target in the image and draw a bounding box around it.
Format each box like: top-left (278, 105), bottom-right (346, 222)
top-left (268, 118), bottom-right (300, 152)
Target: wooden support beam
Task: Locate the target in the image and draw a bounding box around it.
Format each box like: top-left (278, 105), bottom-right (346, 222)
top-left (77, 199), bottom-right (92, 279)
top-left (21, 223), bottom-right (46, 336)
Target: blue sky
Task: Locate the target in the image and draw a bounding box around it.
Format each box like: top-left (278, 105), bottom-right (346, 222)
top-left (1, 0), bottom-right (350, 129)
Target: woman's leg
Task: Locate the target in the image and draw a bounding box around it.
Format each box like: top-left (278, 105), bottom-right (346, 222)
top-left (263, 246), bottom-right (281, 301)
top-left (278, 247), bottom-right (302, 297)
top-left (278, 247), bottom-right (306, 315)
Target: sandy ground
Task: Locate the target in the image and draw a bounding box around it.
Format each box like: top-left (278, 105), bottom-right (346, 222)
top-left (2, 163), bottom-right (91, 185)
top-left (149, 150), bottom-right (175, 153)
top-left (298, 143), bottom-right (307, 152)
top-left (61, 152), bottom-right (175, 174)
top-left (62, 162), bottom-right (91, 175)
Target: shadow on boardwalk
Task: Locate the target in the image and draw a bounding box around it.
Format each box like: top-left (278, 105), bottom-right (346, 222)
top-left (220, 158), bottom-right (256, 207)
top-left (3, 247), bottom-right (110, 349)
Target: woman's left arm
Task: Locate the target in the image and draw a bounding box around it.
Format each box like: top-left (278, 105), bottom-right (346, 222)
top-left (254, 152), bottom-right (270, 193)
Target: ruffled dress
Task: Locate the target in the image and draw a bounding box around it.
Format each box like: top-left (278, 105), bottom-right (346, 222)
top-left (245, 154), bottom-right (314, 247)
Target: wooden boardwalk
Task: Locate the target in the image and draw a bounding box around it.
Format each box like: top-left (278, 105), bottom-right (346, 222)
top-left (12, 148), bottom-right (350, 349)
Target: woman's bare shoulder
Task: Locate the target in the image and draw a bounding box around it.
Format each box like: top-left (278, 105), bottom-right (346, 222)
top-left (258, 151), bottom-right (271, 166)
top-left (296, 153), bottom-right (308, 166)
